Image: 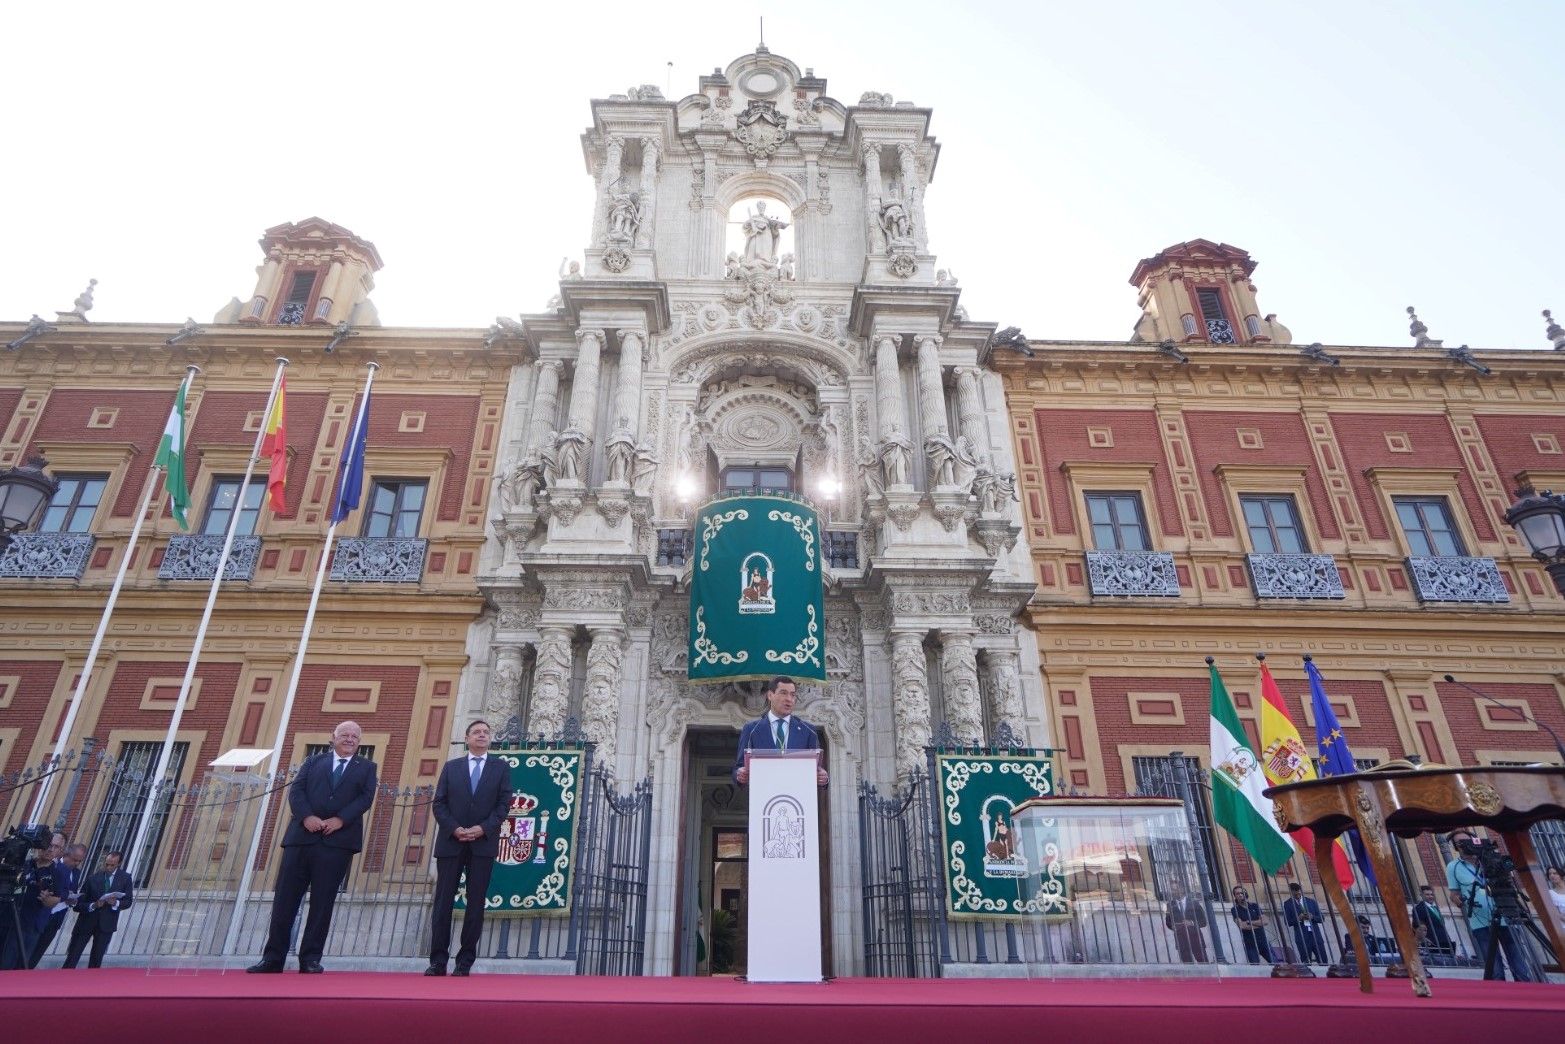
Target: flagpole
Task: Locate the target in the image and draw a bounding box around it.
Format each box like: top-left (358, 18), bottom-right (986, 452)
top-left (29, 365), bottom-right (202, 825)
top-left (223, 361), bottom-right (377, 955)
top-left (126, 358), bottom-right (289, 879)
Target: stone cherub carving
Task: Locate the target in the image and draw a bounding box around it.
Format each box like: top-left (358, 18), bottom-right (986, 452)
top-left (559, 257), bottom-right (582, 280)
top-left (741, 201), bottom-right (789, 261)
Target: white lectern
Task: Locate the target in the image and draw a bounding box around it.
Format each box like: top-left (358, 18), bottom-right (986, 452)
top-left (745, 750), bottom-right (823, 983)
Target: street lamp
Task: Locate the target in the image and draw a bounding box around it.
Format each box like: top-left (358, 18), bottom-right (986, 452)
top-left (1503, 487), bottom-right (1565, 595)
top-left (0, 454), bottom-right (58, 551)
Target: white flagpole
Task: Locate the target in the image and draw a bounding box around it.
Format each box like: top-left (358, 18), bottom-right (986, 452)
top-left (29, 365), bottom-right (202, 825)
top-left (223, 361), bottom-right (377, 955)
top-left (126, 358), bottom-right (289, 878)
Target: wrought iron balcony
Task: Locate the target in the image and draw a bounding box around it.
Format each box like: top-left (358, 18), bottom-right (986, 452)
top-left (275, 302), bottom-right (306, 326)
top-left (1247, 553), bottom-right (1345, 600)
top-left (1206, 317), bottom-right (1236, 344)
top-left (330, 537), bottom-right (427, 583)
top-left (656, 528), bottom-right (692, 567)
top-left (1405, 556), bottom-right (1509, 604)
top-left (824, 530), bottom-right (860, 569)
top-left (1085, 550), bottom-right (1180, 597)
top-left (0, 533), bottom-right (94, 579)
top-left (158, 535), bottom-right (261, 581)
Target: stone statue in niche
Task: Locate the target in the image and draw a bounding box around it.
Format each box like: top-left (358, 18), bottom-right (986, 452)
top-left (499, 454), bottom-right (545, 512)
top-left (606, 189), bottom-right (645, 245)
top-left (553, 426), bottom-right (590, 482)
top-left (877, 426), bottom-right (913, 488)
top-left (924, 428), bottom-right (960, 487)
top-left (858, 449), bottom-right (885, 500)
top-left (972, 457), bottom-right (1017, 515)
top-left (879, 198), bottom-right (913, 251)
top-left (605, 425), bottom-right (636, 484)
top-left (741, 201), bottom-right (789, 261)
top-left (778, 253), bottom-right (796, 281)
top-left (631, 441), bottom-right (659, 496)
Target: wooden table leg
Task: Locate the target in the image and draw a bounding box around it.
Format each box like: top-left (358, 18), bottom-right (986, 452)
top-left (1357, 827), bottom-right (1431, 997)
top-left (1502, 828), bottom-right (1565, 976)
top-left (1316, 834), bottom-right (1372, 994)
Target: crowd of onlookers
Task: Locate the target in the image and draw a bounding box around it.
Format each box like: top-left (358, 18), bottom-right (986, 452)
top-left (0, 830), bottom-right (133, 970)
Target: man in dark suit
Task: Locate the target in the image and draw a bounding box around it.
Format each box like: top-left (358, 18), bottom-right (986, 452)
top-left (1163, 879), bottom-right (1209, 962)
top-left (1411, 884), bottom-right (1455, 958)
top-left (426, 718), bottom-right (512, 977)
top-left (61, 849), bottom-right (134, 969)
top-left (247, 720), bottom-right (377, 974)
top-left (30, 841), bottom-right (87, 967)
top-left (731, 676), bottom-right (829, 788)
top-left (1283, 881), bottom-right (1330, 963)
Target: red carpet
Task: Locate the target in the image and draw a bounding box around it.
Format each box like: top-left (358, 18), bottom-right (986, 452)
top-left (1, 971), bottom-right (1560, 1043)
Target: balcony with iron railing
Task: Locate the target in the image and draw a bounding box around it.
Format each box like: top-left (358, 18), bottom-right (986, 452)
top-left (653, 525), bottom-right (859, 570)
top-left (1246, 553), bottom-right (1345, 600)
top-left (1405, 555), bottom-right (1509, 604)
top-left (329, 537), bottom-right (428, 582)
top-left (0, 532), bottom-right (95, 579)
top-left (158, 535), bottom-right (261, 581)
top-left (1084, 550), bottom-right (1180, 597)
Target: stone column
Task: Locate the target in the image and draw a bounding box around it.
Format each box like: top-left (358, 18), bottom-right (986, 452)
top-left (612, 330), bottom-right (645, 437)
top-left (915, 335), bottom-right (950, 483)
top-left (939, 631), bottom-right (983, 745)
top-left (246, 257), bottom-right (282, 319)
top-left (593, 136), bottom-right (625, 245)
top-left (485, 643), bottom-right (526, 724)
top-left (528, 626), bottom-right (573, 738)
top-left (558, 329), bottom-right (603, 483)
top-left (314, 259), bottom-right (345, 322)
top-left (954, 367), bottom-right (986, 455)
top-left (874, 334), bottom-right (904, 440)
top-left (528, 360), bottom-right (563, 455)
top-left (861, 142), bottom-right (885, 253)
top-left (636, 138), bottom-right (660, 251)
top-left (582, 628), bottom-right (624, 768)
top-left (897, 144), bottom-right (928, 253)
top-left (889, 629), bottom-right (933, 780)
top-left (980, 648), bottom-right (1025, 740)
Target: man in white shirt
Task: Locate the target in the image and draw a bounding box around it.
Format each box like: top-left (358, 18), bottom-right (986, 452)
top-left (426, 719), bottom-right (512, 976)
top-left (732, 676), bottom-right (828, 788)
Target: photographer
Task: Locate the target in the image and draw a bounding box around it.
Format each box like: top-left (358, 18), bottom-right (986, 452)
top-left (0, 832), bottom-right (62, 971)
top-left (1445, 830), bottom-right (1537, 982)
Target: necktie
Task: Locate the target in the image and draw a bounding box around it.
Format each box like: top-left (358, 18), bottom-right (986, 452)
top-left (470, 757), bottom-right (483, 792)
top-left (331, 758), bottom-right (346, 786)
top-left (774, 718), bottom-right (786, 750)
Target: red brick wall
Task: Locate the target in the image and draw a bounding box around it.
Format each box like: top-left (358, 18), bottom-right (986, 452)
top-left (0, 388), bottom-right (23, 443)
top-left (31, 390), bottom-right (179, 517)
top-left (1033, 408), bottom-right (1182, 537)
top-left (1474, 414), bottom-right (1565, 490)
top-left (1435, 680), bottom-right (1565, 761)
top-left (1182, 410), bottom-right (1341, 541)
top-left (1088, 675), bottom-right (1210, 792)
top-left (1329, 413), bottom-right (1493, 543)
top-left (188, 390), bottom-right (330, 518)
top-left (352, 393), bottom-right (480, 521)
top-left (96, 660), bottom-right (243, 767)
top-left (0, 660), bottom-right (65, 773)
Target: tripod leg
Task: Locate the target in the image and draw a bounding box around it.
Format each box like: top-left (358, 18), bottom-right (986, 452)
top-left (1501, 828), bottom-right (1565, 975)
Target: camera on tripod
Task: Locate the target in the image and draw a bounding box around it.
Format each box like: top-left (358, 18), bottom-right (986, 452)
top-left (1, 823), bottom-right (55, 892)
top-left (1452, 834), bottom-right (1516, 875)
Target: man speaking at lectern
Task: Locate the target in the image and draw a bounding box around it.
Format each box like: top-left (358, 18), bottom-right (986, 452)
top-left (732, 676), bottom-right (829, 788)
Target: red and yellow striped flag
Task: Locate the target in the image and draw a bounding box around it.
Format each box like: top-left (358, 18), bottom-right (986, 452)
top-left (1257, 658), bottom-right (1354, 888)
top-left (260, 376), bottom-right (287, 512)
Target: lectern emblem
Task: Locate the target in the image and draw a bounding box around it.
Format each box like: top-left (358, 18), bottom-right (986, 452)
top-left (761, 795), bottom-right (806, 859)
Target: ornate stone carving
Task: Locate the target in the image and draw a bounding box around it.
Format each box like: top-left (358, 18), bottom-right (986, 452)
top-left (495, 601), bottom-right (541, 632)
top-left (486, 644), bottom-right (526, 721)
top-left (891, 589), bottom-right (971, 616)
top-left (722, 253), bottom-right (796, 328)
top-left (498, 455), bottom-right (545, 513)
top-left (879, 198), bottom-right (914, 253)
top-left (890, 630), bottom-right (933, 780)
top-left (598, 491), bottom-right (631, 527)
top-left (981, 649), bottom-right (1026, 738)
top-left (583, 629), bottom-right (625, 766)
top-left (888, 253), bottom-right (917, 278)
top-left (940, 632), bottom-right (983, 745)
top-left (739, 201), bottom-right (789, 261)
top-left (528, 627), bottom-right (573, 738)
top-left (733, 100), bottom-right (789, 157)
top-left (605, 189), bottom-right (645, 246)
top-left (602, 247), bottom-right (631, 273)
top-left (543, 586), bottom-right (625, 612)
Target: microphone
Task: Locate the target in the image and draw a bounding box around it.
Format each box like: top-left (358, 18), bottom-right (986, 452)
top-left (1442, 674), bottom-right (1565, 762)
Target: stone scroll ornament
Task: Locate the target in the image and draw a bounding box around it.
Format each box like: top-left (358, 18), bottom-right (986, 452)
top-left (935, 751), bottom-right (1066, 919)
top-left (455, 744), bottom-right (585, 915)
top-left (687, 494), bottom-right (827, 683)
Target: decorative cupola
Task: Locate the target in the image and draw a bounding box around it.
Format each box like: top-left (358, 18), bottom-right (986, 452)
top-left (1128, 239), bottom-right (1290, 346)
top-left (216, 217), bottom-right (383, 327)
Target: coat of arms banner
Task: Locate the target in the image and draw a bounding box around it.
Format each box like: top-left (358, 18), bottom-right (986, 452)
top-left (687, 494), bottom-right (826, 683)
top-left (934, 751), bottom-right (1067, 919)
top-left (457, 744), bottom-right (585, 915)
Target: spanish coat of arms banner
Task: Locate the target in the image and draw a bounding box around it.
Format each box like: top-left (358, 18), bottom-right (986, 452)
top-left (934, 751), bottom-right (1067, 919)
top-left (687, 494), bottom-right (826, 683)
top-left (456, 744), bottom-right (585, 915)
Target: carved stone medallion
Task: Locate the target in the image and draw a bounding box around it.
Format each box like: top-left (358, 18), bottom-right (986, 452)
top-left (734, 101), bottom-right (789, 158)
top-left (888, 253), bottom-right (917, 278)
top-left (603, 247), bottom-right (631, 273)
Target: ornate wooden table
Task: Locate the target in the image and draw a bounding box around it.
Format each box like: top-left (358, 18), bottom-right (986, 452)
top-left (1266, 765), bottom-right (1565, 997)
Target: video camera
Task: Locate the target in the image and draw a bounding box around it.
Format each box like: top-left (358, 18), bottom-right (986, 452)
top-left (1452, 834), bottom-right (1516, 875)
top-left (1, 823), bottom-right (54, 893)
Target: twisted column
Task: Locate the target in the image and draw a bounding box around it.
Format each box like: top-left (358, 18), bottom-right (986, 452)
top-left (939, 631), bottom-right (983, 745)
top-left (889, 629), bottom-right (932, 781)
top-left (528, 626), bottom-right (573, 738)
top-left (582, 628), bottom-right (625, 768)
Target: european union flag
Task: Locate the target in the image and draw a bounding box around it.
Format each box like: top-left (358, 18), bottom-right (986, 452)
top-left (330, 387), bottom-right (373, 525)
top-left (1305, 655), bottom-right (1377, 887)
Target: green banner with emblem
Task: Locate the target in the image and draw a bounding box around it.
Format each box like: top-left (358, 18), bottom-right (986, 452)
top-left (456, 744), bottom-right (585, 915)
top-left (687, 494), bottom-right (826, 683)
top-left (935, 751), bottom-right (1067, 919)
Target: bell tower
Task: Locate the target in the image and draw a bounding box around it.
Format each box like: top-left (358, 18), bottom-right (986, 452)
top-left (217, 217), bottom-right (383, 327)
top-left (1128, 239), bottom-right (1290, 345)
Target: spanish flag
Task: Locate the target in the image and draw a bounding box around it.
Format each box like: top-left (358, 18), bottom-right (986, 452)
top-left (1258, 657), bottom-right (1355, 888)
top-left (260, 376), bottom-right (287, 513)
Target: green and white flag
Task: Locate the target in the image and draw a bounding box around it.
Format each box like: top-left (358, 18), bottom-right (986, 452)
top-left (154, 381), bottom-right (191, 530)
top-left (1207, 658), bottom-right (1293, 874)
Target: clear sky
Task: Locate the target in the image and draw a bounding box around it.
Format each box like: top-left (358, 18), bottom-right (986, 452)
top-left (3, 1), bottom-right (1560, 350)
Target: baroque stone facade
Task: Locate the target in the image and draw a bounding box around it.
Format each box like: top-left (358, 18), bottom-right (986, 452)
top-left (472, 46), bottom-right (1043, 976)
